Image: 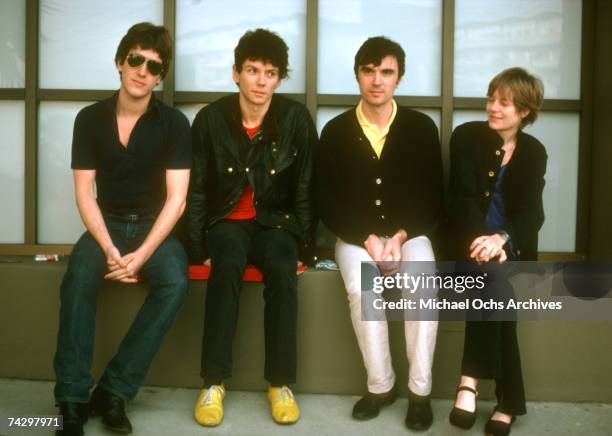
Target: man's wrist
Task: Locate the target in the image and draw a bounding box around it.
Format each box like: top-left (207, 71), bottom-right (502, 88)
top-left (392, 229), bottom-right (408, 244)
top-left (497, 231), bottom-right (510, 244)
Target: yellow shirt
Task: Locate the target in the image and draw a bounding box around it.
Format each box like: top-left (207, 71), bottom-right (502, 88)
top-left (356, 99), bottom-right (397, 158)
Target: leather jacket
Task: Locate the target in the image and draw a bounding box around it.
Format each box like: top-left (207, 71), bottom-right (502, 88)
top-left (187, 93), bottom-right (318, 264)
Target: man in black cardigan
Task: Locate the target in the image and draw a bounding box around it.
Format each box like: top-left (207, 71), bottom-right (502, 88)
top-left (317, 37), bottom-right (443, 431)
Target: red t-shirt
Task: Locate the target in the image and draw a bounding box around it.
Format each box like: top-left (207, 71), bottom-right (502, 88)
top-left (226, 124), bottom-right (260, 220)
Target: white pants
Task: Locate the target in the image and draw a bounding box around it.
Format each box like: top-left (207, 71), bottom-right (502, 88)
top-left (335, 235), bottom-right (438, 396)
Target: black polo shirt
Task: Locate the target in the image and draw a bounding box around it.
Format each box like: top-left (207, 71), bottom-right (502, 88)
top-left (71, 93), bottom-right (191, 216)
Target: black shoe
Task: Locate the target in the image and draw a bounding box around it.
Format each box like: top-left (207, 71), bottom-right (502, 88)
top-left (449, 385), bottom-right (478, 429)
top-left (484, 407), bottom-right (515, 436)
top-left (352, 386), bottom-right (397, 420)
top-left (89, 387), bottom-right (133, 434)
top-left (405, 390), bottom-right (433, 431)
top-left (56, 402), bottom-right (88, 436)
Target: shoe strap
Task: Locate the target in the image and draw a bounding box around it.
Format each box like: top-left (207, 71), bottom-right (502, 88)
top-left (456, 386), bottom-right (478, 396)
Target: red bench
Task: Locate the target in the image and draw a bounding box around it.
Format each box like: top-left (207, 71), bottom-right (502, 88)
top-left (188, 264), bottom-right (308, 282)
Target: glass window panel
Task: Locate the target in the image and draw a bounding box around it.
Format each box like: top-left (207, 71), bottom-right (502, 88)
top-left (0, 0), bottom-right (26, 87)
top-left (317, 106), bottom-right (440, 135)
top-left (38, 102), bottom-right (93, 244)
top-left (318, 0), bottom-right (442, 96)
top-left (454, 0), bottom-right (582, 99)
top-left (176, 103), bottom-right (206, 126)
top-left (452, 110), bottom-right (579, 252)
top-left (176, 0), bottom-right (306, 93)
top-left (39, 0), bottom-right (163, 89)
top-left (0, 101), bottom-right (25, 243)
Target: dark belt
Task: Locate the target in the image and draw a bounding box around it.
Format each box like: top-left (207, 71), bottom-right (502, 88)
top-left (103, 212), bottom-right (157, 222)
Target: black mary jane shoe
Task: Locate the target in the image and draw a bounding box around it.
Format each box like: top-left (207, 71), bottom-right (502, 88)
top-left (449, 385), bottom-right (478, 429)
top-left (89, 387), bottom-right (133, 434)
top-left (484, 407), bottom-right (516, 436)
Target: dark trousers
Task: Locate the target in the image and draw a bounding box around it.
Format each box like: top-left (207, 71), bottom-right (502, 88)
top-left (201, 219), bottom-right (298, 387)
top-left (461, 321), bottom-right (526, 415)
top-left (53, 218), bottom-right (189, 403)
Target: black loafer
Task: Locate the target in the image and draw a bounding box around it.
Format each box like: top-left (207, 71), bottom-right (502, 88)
top-left (56, 402), bottom-right (89, 436)
top-left (405, 390), bottom-right (433, 431)
top-left (449, 385), bottom-right (478, 429)
top-left (352, 386), bottom-right (397, 420)
top-left (89, 387), bottom-right (133, 434)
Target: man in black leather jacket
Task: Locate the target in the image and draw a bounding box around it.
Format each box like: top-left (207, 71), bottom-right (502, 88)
top-left (187, 28), bottom-right (317, 427)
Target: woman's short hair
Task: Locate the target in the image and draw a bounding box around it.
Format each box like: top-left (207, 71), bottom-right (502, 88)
top-left (488, 67), bottom-right (544, 128)
top-left (115, 22), bottom-right (172, 79)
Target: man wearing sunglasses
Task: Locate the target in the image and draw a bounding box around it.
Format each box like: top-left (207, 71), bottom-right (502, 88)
top-left (187, 28), bottom-right (317, 427)
top-left (53, 22), bottom-right (191, 436)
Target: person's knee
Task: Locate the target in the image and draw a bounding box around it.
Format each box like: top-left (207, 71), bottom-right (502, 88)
top-left (62, 235), bottom-right (106, 288)
top-left (212, 254), bottom-right (247, 277)
top-left (402, 235), bottom-right (435, 262)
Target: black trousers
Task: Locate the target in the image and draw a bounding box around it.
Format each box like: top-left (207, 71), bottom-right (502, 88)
top-left (201, 219), bottom-right (298, 387)
top-left (461, 320), bottom-right (526, 415)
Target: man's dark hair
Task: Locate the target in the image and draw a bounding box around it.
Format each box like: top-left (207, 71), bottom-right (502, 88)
top-left (115, 22), bottom-right (173, 79)
top-left (354, 36), bottom-right (405, 79)
top-left (234, 28), bottom-right (289, 79)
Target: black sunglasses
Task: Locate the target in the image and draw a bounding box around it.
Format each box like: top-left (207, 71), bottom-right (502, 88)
top-left (126, 53), bottom-right (164, 76)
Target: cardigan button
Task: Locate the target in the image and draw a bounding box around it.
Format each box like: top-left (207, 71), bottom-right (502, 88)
top-left (245, 167), bottom-right (250, 172)
top-left (375, 199), bottom-right (382, 206)
top-left (488, 170), bottom-right (495, 177)
top-left (375, 177), bottom-right (382, 185)
top-left (284, 214), bottom-right (290, 219)
top-left (484, 191), bottom-right (490, 197)
top-left (495, 150), bottom-right (501, 156)
top-left (380, 215), bottom-right (386, 220)
top-left (227, 167), bottom-right (234, 173)
top-left (270, 169), bottom-right (276, 175)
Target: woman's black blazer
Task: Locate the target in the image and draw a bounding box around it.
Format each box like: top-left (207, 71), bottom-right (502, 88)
top-left (446, 121), bottom-right (547, 261)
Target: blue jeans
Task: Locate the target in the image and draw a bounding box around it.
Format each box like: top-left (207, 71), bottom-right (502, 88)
top-left (53, 217), bottom-right (189, 403)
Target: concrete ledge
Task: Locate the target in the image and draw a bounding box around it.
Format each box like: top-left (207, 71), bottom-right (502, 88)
top-left (1, 257), bottom-right (611, 403)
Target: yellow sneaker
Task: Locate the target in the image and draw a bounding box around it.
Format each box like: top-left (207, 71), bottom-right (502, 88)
top-left (194, 385), bottom-right (225, 426)
top-left (268, 386), bottom-right (300, 425)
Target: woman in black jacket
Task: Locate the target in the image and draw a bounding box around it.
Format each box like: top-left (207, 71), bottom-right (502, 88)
top-left (446, 67), bottom-right (546, 436)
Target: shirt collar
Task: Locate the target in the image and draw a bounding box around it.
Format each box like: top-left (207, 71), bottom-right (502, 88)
top-left (228, 93), bottom-right (279, 142)
top-left (107, 91), bottom-right (162, 122)
top-left (356, 98), bottom-right (397, 134)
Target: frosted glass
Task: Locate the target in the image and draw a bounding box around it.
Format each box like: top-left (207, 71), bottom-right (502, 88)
top-left (452, 111), bottom-right (579, 252)
top-left (38, 102), bottom-right (92, 244)
top-left (176, 104), bottom-right (206, 126)
top-left (0, 0), bottom-right (26, 87)
top-left (454, 0), bottom-right (582, 99)
top-left (39, 0), bottom-right (163, 89)
top-left (176, 0), bottom-right (306, 93)
top-left (0, 101), bottom-right (25, 243)
top-left (317, 107), bottom-right (440, 136)
top-left (318, 0), bottom-right (442, 96)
